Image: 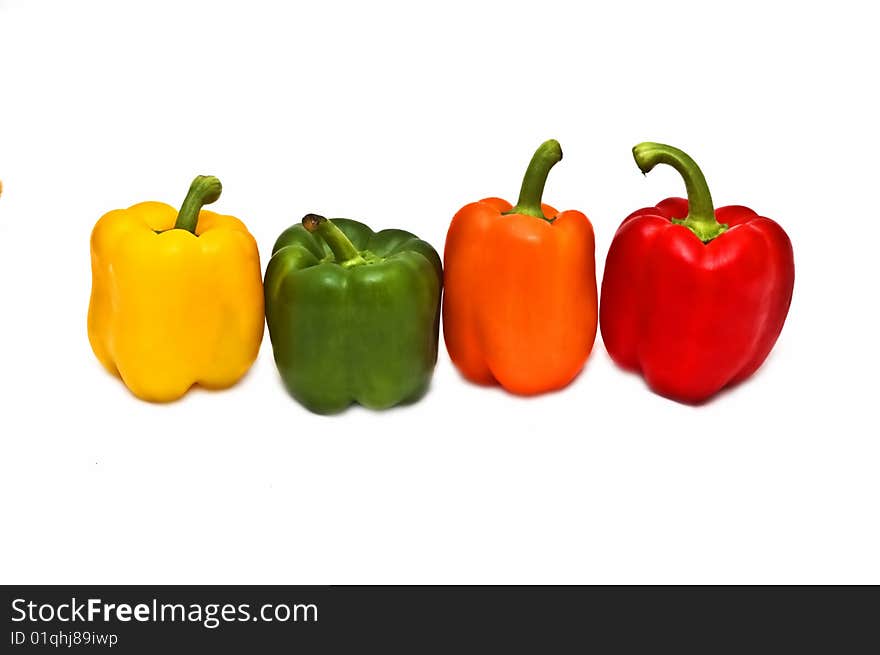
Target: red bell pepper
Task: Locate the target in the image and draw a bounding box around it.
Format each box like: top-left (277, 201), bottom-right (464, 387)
top-left (600, 142), bottom-right (795, 403)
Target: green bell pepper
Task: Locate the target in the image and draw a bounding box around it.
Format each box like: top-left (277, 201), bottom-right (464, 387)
top-left (264, 214), bottom-right (443, 414)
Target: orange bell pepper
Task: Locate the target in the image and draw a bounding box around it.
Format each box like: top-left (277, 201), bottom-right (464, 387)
top-left (443, 140), bottom-right (598, 395)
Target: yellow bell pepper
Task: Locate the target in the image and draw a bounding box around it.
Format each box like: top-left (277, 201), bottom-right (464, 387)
top-left (88, 175), bottom-right (264, 402)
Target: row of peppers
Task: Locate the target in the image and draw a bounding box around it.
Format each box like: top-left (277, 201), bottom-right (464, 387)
top-left (88, 141), bottom-right (795, 413)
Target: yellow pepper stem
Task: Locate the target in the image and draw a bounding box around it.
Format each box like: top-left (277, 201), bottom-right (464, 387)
top-left (174, 175), bottom-right (223, 234)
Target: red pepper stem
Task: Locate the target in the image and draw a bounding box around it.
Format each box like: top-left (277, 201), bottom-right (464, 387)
top-left (302, 214), bottom-right (367, 267)
top-left (174, 175), bottom-right (222, 234)
top-left (632, 142), bottom-right (728, 242)
top-left (504, 139), bottom-right (562, 220)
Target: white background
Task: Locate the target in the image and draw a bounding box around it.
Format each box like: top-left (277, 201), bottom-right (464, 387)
top-left (1, 0), bottom-right (877, 584)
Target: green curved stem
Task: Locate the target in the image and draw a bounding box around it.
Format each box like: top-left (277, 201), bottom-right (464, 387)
top-left (632, 142), bottom-right (728, 242)
top-left (504, 139), bottom-right (562, 220)
top-left (302, 214), bottom-right (366, 267)
top-left (174, 175), bottom-right (222, 233)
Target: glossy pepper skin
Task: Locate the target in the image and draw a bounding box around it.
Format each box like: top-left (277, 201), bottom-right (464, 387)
top-left (264, 215), bottom-right (442, 414)
top-left (443, 140), bottom-right (597, 395)
top-left (600, 143), bottom-right (795, 403)
top-left (88, 176), bottom-right (264, 402)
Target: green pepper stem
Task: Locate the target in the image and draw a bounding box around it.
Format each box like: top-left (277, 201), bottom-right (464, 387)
top-left (632, 142), bottom-right (727, 242)
top-left (302, 214), bottom-right (366, 267)
top-left (505, 139), bottom-right (562, 220)
top-left (174, 175), bottom-right (223, 233)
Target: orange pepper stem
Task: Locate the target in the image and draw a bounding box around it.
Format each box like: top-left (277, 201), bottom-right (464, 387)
top-left (174, 175), bottom-right (223, 234)
top-left (632, 142), bottom-right (728, 242)
top-left (505, 139), bottom-right (563, 220)
top-left (302, 214), bottom-right (367, 267)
